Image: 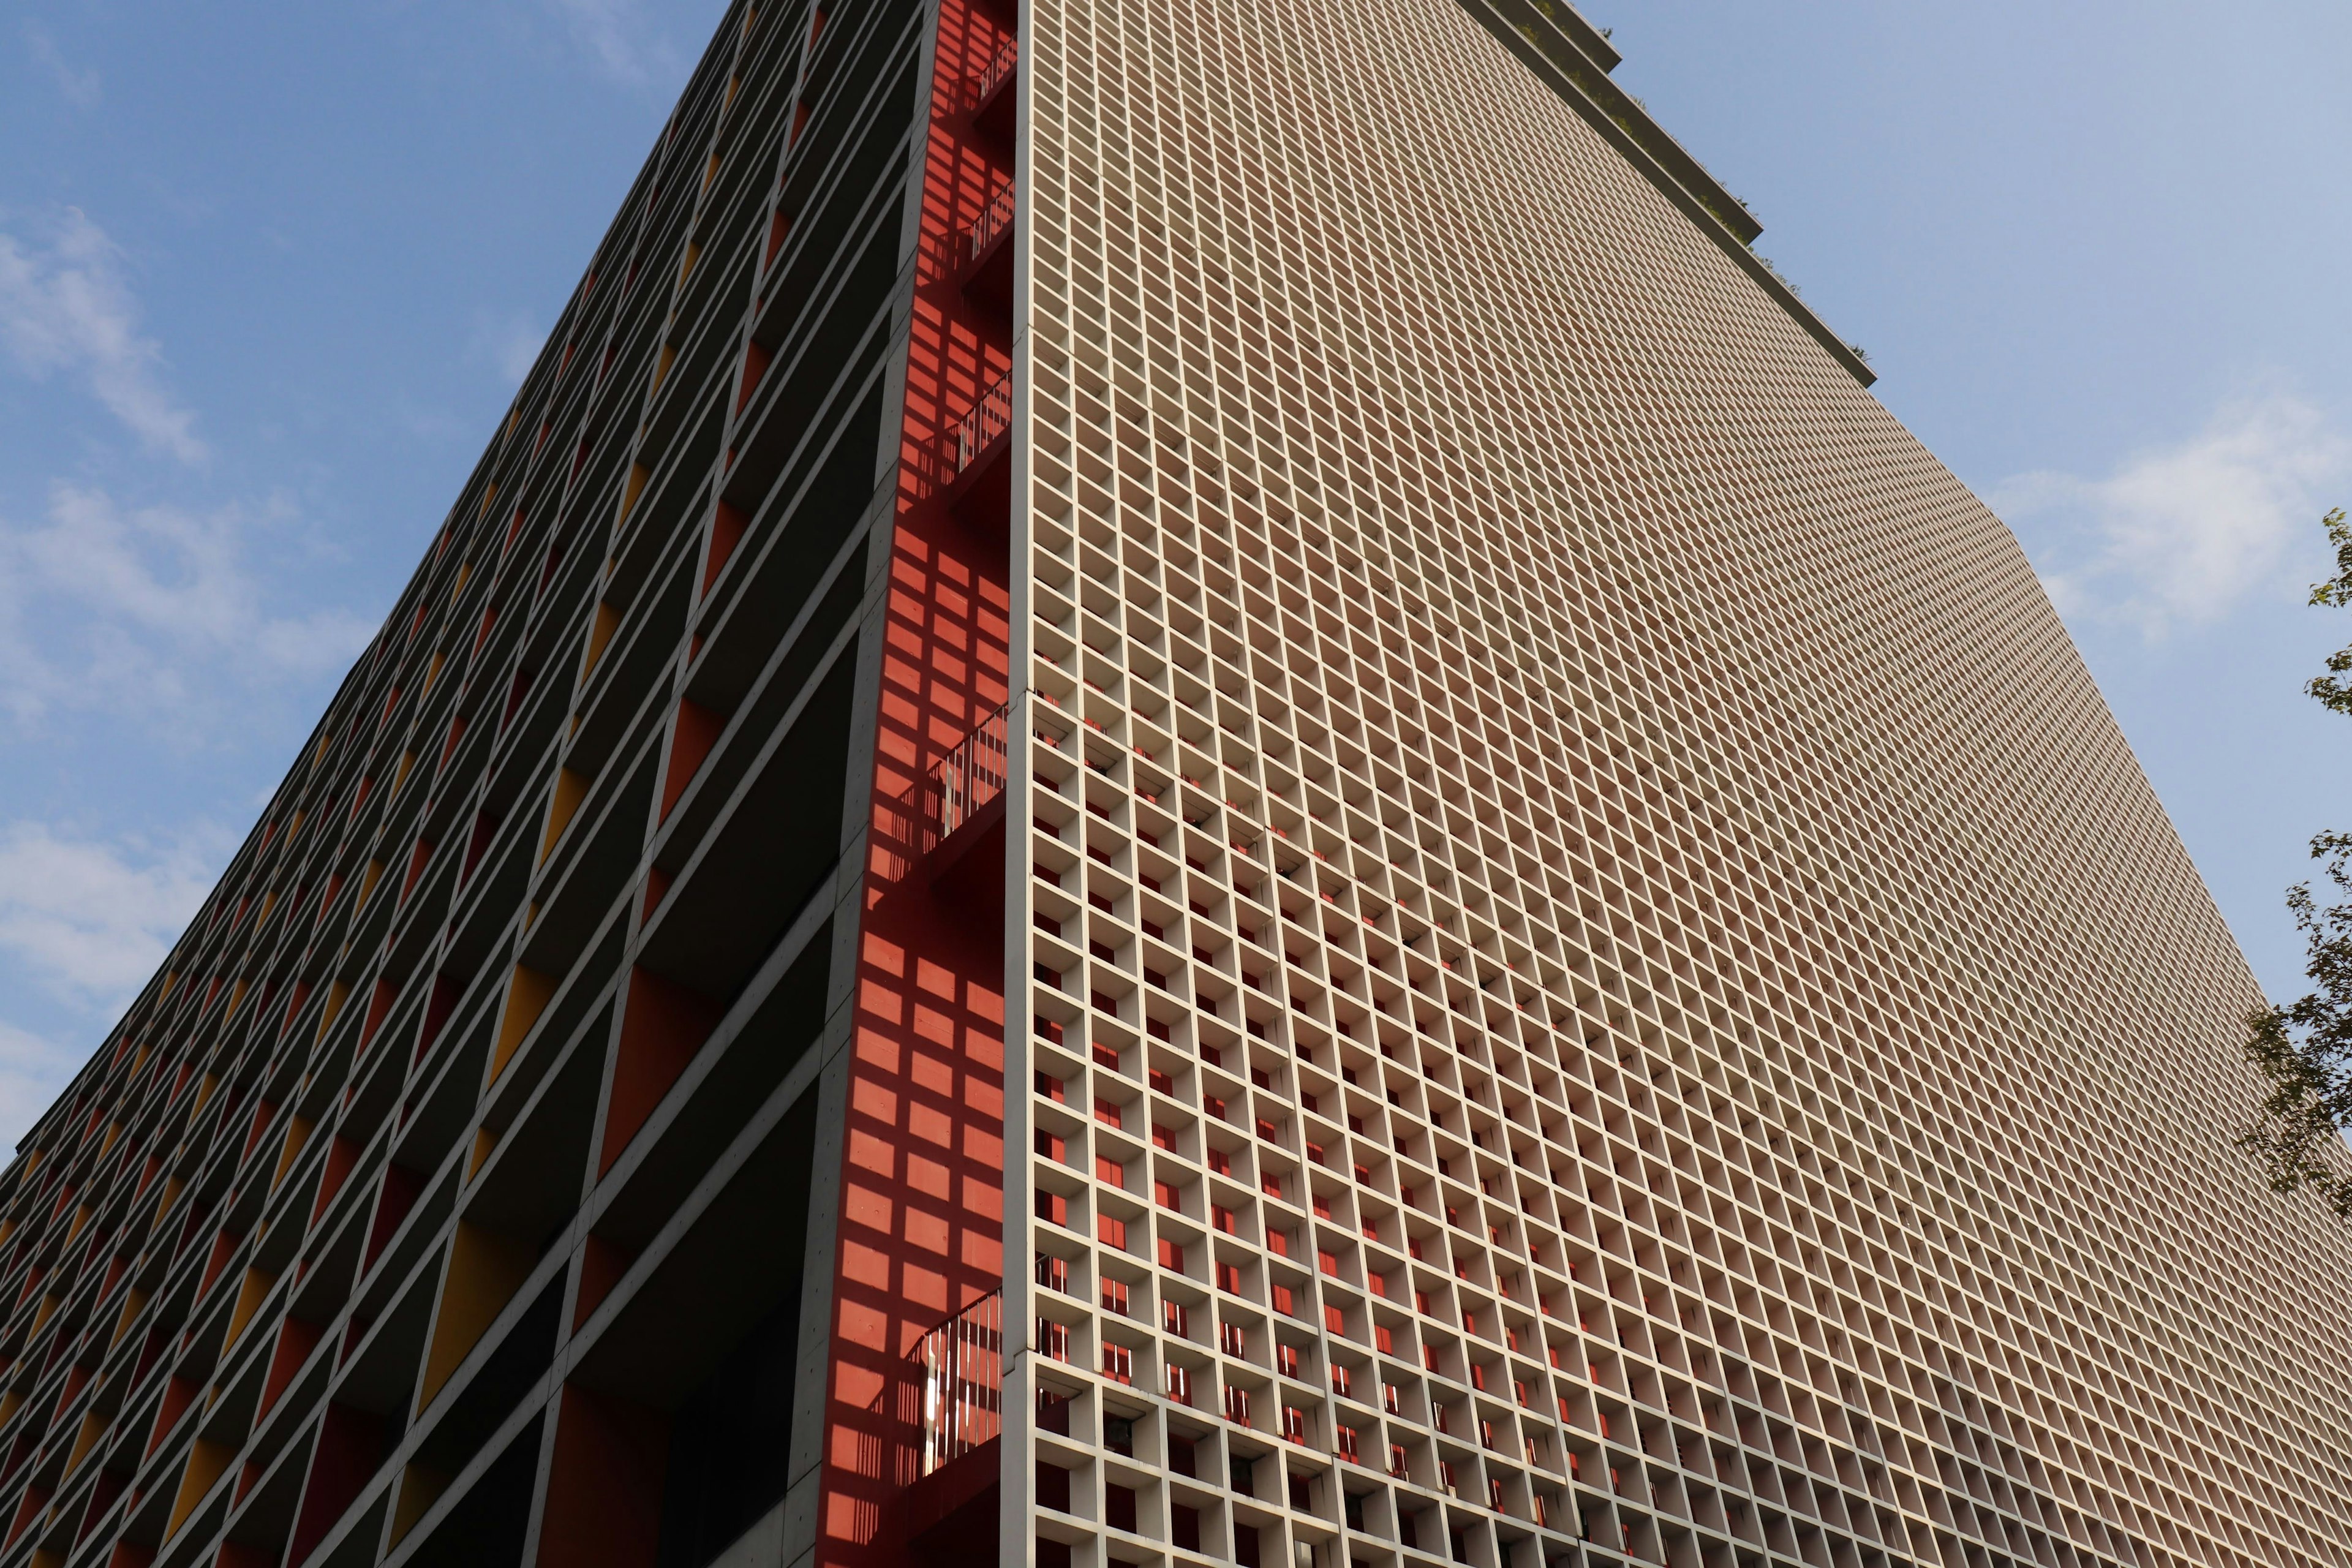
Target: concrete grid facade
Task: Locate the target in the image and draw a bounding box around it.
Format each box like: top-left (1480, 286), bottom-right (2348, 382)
top-left (0, 1), bottom-right (2345, 1567)
top-left (1003, 2), bottom-right (2352, 1567)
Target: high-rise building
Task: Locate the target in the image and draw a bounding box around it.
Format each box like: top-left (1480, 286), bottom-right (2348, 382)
top-left (4, 1), bottom-right (2349, 1567)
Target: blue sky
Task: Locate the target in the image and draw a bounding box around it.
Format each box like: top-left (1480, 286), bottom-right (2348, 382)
top-left (1, 0), bottom-right (2346, 1147)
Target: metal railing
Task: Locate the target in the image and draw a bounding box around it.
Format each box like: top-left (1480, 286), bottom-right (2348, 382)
top-left (925, 701), bottom-right (1009, 849)
top-left (969, 181), bottom-right (1016, 262)
top-left (974, 35), bottom-right (1019, 105)
top-left (910, 1289), bottom-right (1003, 1479)
top-left (955, 373), bottom-right (1013, 472)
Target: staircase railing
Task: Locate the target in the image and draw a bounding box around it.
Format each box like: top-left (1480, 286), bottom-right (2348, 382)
top-left (925, 701), bottom-right (1009, 850)
top-left (909, 1287), bottom-right (1004, 1479)
top-left (974, 36), bottom-right (1018, 104)
top-left (955, 373), bottom-right (1013, 472)
top-left (970, 181), bottom-right (1017, 262)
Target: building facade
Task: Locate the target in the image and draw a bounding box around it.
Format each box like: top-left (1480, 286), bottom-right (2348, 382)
top-left (0, 2), bottom-right (2347, 1567)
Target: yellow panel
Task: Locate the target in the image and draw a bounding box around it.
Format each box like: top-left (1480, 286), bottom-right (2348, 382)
top-left (540, 767), bottom-right (589, 864)
top-left (389, 1463), bottom-right (451, 1547)
top-left (164, 1438), bottom-right (232, 1539)
top-left (271, 1114), bottom-right (314, 1193)
top-left (64, 1412), bottom-right (106, 1474)
top-left (417, 1223), bottom-right (533, 1412)
top-left (490, 966), bottom-right (556, 1081)
top-left (224, 1265), bottom-right (276, 1349)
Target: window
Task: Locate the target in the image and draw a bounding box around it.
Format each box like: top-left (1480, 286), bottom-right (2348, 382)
top-left (1282, 1405), bottom-right (1307, 1443)
top-left (1276, 1343), bottom-right (1300, 1378)
top-left (1224, 1384), bottom-right (1251, 1426)
top-left (1164, 1299), bottom-right (1191, 1337)
top-left (1038, 1317), bottom-right (1071, 1362)
top-left (1036, 1253), bottom-right (1069, 1293)
top-left (1102, 1278), bottom-right (1131, 1316)
top-left (1167, 1363), bottom-right (1194, 1405)
top-left (1220, 1320), bottom-right (1246, 1356)
top-left (1103, 1343), bottom-right (1134, 1385)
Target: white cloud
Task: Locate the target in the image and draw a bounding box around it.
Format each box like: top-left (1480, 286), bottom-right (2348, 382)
top-left (0, 824), bottom-right (216, 1003)
top-left (1996, 393), bottom-right (2351, 637)
top-left (0, 1020), bottom-right (89, 1156)
top-left (0, 483), bottom-right (377, 727)
top-left (0, 823), bottom-right (228, 1150)
top-left (545, 0), bottom-right (678, 85)
top-left (0, 208), bottom-right (202, 461)
top-left (470, 307), bottom-right (545, 385)
top-left (23, 22), bottom-right (99, 108)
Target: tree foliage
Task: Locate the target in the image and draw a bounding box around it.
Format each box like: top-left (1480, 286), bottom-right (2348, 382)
top-left (2240, 508), bottom-right (2352, 1215)
top-left (2304, 508), bottom-right (2352, 715)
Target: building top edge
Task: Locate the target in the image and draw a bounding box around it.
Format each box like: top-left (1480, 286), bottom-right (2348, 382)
top-left (1458, 0), bottom-right (1879, 389)
top-left (1536, 0), bottom-right (1621, 74)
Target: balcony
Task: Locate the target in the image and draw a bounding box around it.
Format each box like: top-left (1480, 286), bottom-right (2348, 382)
top-left (970, 34), bottom-right (1018, 148)
top-left (969, 181), bottom-right (1016, 265)
top-left (956, 372), bottom-right (1013, 475)
top-left (876, 701), bottom-right (1011, 889)
top-left (890, 1289), bottom-right (1005, 1567)
top-left (927, 700), bottom-right (1009, 850)
top-left (910, 1287), bottom-right (1003, 1479)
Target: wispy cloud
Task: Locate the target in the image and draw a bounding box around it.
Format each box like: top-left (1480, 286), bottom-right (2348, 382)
top-left (0, 483), bottom-right (377, 728)
top-left (470, 307), bottom-right (545, 385)
top-left (0, 1020), bottom-right (90, 1155)
top-left (0, 823), bottom-right (218, 1004)
top-left (0, 208), bottom-right (202, 460)
top-left (545, 0), bottom-right (679, 85)
top-left (23, 22), bottom-right (99, 108)
top-left (0, 821), bottom-right (226, 1148)
top-left (1997, 393), bottom-right (2351, 637)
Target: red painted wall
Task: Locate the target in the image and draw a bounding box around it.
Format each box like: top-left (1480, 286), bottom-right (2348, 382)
top-left (815, 0), bottom-right (1016, 1561)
